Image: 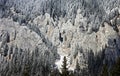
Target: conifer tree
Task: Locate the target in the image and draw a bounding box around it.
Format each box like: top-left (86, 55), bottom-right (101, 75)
top-left (61, 56), bottom-right (69, 76)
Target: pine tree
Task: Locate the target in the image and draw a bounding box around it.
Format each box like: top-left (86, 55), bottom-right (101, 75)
top-left (61, 56), bottom-right (69, 76)
top-left (101, 64), bottom-right (109, 76)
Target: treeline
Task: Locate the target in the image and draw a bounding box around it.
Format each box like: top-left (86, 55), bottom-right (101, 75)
top-left (0, 45), bottom-right (58, 76)
top-left (1, 51), bottom-right (120, 76)
top-left (1, 45), bottom-right (120, 76)
top-left (49, 56), bottom-right (120, 76)
top-left (100, 57), bottom-right (120, 76)
top-left (48, 56), bottom-right (88, 76)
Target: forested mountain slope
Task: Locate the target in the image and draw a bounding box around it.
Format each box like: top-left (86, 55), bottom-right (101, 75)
top-left (0, 0), bottom-right (120, 76)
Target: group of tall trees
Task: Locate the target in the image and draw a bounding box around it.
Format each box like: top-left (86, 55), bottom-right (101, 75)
top-left (51, 56), bottom-right (120, 76)
top-left (50, 56), bottom-right (88, 76)
top-left (1, 44), bottom-right (120, 76)
top-left (50, 56), bottom-right (75, 76)
top-left (101, 57), bottom-right (120, 76)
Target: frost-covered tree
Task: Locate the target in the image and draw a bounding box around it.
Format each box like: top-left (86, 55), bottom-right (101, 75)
top-left (1, 0), bottom-right (119, 27)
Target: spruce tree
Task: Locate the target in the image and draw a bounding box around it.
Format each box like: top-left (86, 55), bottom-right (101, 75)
top-left (61, 56), bottom-right (69, 76)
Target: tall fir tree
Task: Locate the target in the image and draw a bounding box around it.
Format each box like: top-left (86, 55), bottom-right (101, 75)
top-left (61, 56), bottom-right (69, 76)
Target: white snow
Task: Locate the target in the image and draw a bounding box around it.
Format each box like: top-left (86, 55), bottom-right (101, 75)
top-left (55, 55), bottom-right (64, 72)
top-left (55, 54), bottom-right (74, 72)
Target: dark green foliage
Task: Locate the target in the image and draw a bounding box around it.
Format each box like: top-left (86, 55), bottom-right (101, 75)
top-left (69, 71), bottom-right (74, 76)
top-left (110, 57), bottom-right (120, 76)
top-left (74, 59), bottom-right (81, 76)
top-left (61, 56), bottom-right (69, 76)
top-left (88, 49), bottom-right (106, 76)
top-left (60, 56), bottom-right (75, 76)
top-left (50, 71), bottom-right (56, 76)
top-left (23, 64), bottom-right (30, 76)
top-left (75, 60), bottom-right (80, 72)
top-left (50, 69), bottom-right (60, 76)
top-left (100, 57), bottom-right (120, 76)
top-left (88, 50), bottom-right (95, 76)
top-left (100, 64), bottom-right (109, 76)
top-left (81, 68), bottom-right (89, 76)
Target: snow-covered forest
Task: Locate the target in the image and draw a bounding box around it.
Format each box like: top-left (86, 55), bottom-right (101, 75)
top-left (0, 0), bottom-right (120, 76)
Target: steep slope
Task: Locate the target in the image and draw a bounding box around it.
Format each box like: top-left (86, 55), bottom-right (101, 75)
top-left (0, 18), bottom-right (59, 76)
top-left (0, 0), bottom-right (120, 76)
